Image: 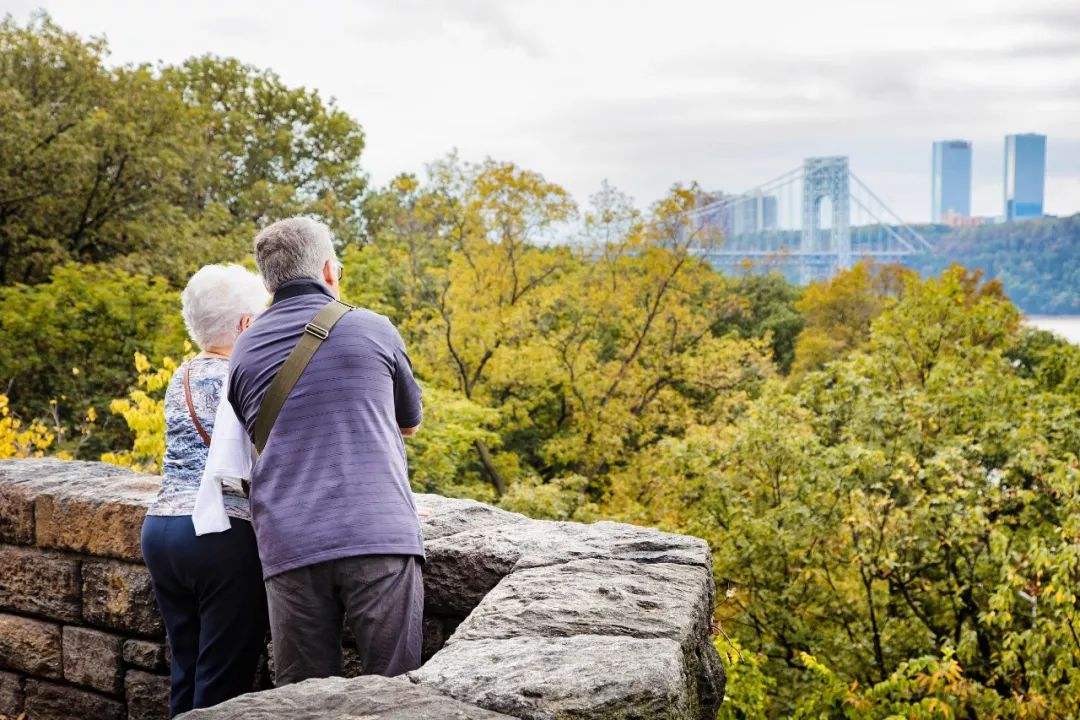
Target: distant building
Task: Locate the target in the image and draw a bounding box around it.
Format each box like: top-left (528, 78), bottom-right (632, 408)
top-left (940, 210), bottom-right (995, 228)
top-left (1004, 133), bottom-right (1046, 221)
top-left (931, 140), bottom-right (972, 223)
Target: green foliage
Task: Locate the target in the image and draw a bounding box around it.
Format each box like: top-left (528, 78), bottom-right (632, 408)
top-left (0, 263), bottom-right (185, 457)
top-left (403, 384), bottom-right (501, 501)
top-left (0, 12), bottom-right (366, 285)
top-left (162, 55), bottom-right (367, 246)
top-left (910, 214), bottom-right (1080, 314)
top-left (790, 261), bottom-right (910, 376)
top-left (609, 267), bottom-right (1080, 717)
top-left (0, 13), bottom-right (206, 284)
top-left (712, 272), bottom-right (804, 372)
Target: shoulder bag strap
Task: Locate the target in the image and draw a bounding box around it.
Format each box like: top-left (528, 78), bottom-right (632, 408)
top-left (183, 364), bottom-right (213, 446)
top-left (250, 299), bottom-right (353, 455)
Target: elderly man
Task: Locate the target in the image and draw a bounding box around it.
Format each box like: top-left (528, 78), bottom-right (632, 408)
top-left (227, 216), bottom-right (424, 685)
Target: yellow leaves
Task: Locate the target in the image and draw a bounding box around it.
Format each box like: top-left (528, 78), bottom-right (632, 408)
top-left (100, 353), bottom-right (177, 473)
top-left (0, 394), bottom-right (56, 459)
top-left (133, 352), bottom-right (151, 374)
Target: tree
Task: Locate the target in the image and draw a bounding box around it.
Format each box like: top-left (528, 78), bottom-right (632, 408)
top-left (0, 263), bottom-right (185, 457)
top-left (0, 13), bottom-right (208, 284)
top-left (790, 261), bottom-right (911, 375)
top-left (0, 13), bottom-right (369, 286)
top-left (910, 213), bottom-right (1080, 314)
top-left (607, 267), bottom-right (1080, 717)
top-left (362, 155), bottom-right (578, 496)
top-left (163, 55), bottom-right (367, 246)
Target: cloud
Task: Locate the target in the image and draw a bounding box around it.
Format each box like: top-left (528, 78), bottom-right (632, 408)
top-left (453, 0), bottom-right (546, 58)
top-left (15, 0), bottom-right (1080, 221)
top-left (1011, 4), bottom-right (1080, 33)
top-left (358, 0), bottom-right (545, 58)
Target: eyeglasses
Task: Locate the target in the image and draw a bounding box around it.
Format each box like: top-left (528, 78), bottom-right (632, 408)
top-left (334, 262), bottom-right (343, 282)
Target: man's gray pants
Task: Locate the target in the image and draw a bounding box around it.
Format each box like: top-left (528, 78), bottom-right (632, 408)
top-left (265, 554), bottom-right (423, 686)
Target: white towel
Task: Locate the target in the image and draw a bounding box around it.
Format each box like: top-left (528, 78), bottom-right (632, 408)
top-left (192, 376), bottom-right (257, 535)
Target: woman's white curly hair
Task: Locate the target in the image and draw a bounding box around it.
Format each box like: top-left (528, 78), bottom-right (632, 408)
top-left (181, 264), bottom-right (268, 350)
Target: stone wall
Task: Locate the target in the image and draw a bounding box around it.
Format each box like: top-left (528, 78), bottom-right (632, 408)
top-left (0, 459), bottom-right (725, 719)
top-left (0, 459), bottom-right (170, 720)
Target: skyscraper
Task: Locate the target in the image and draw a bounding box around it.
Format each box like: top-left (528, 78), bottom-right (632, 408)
top-left (931, 140), bottom-right (972, 223)
top-left (1004, 133), bottom-right (1046, 221)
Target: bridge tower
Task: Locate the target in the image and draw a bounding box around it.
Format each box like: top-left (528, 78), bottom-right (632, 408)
top-left (800, 157), bottom-right (851, 270)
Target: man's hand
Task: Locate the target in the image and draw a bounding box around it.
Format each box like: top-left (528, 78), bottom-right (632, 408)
top-left (400, 425), bottom-right (420, 438)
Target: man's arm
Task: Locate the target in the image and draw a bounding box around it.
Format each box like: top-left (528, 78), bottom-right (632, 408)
top-left (389, 320), bottom-right (423, 436)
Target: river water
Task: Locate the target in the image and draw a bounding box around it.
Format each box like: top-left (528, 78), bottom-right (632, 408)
top-left (1026, 316), bottom-right (1080, 345)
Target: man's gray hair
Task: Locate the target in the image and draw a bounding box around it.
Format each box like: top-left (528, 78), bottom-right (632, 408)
top-left (253, 216), bottom-right (338, 293)
top-left (182, 264), bottom-right (268, 350)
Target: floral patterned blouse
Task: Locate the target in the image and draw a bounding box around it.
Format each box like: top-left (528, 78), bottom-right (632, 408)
top-left (146, 357), bottom-right (251, 521)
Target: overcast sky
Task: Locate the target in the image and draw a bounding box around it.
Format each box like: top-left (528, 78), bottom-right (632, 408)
top-left (6, 0), bottom-right (1080, 222)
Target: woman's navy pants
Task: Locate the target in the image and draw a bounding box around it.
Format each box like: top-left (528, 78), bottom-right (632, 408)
top-left (141, 515), bottom-right (267, 717)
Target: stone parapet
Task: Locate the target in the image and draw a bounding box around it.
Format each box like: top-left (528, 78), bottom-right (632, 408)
top-left (0, 460), bottom-right (168, 720)
top-left (0, 458), bottom-right (724, 720)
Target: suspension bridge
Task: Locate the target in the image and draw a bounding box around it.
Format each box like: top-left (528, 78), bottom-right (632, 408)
top-left (688, 156), bottom-right (932, 282)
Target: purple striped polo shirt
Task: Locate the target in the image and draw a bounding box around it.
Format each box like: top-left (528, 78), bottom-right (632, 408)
top-left (228, 279), bottom-right (424, 578)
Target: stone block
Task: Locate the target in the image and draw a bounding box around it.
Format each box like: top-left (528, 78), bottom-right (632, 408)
top-left (450, 558), bottom-right (713, 647)
top-left (28, 460), bottom-right (158, 562)
top-left (125, 670), bottom-right (170, 720)
top-left (0, 544), bottom-right (81, 622)
top-left (123, 639), bottom-right (168, 671)
top-left (0, 671), bottom-right (23, 717)
top-left (23, 678), bottom-right (124, 720)
top-left (415, 493), bottom-right (525, 541)
top-left (0, 613), bottom-right (61, 678)
top-left (514, 519), bottom-right (714, 571)
top-left (63, 626), bottom-right (123, 694)
top-left (177, 675), bottom-right (514, 719)
top-left (82, 560), bottom-right (164, 637)
top-left (422, 516), bottom-right (712, 619)
top-left (411, 635), bottom-right (695, 720)
top-left (0, 482), bottom-right (34, 545)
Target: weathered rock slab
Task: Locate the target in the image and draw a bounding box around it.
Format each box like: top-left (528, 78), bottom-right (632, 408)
top-left (450, 558), bottom-right (713, 647)
top-left (23, 678), bottom-right (124, 720)
top-left (411, 635), bottom-right (696, 720)
top-left (424, 517), bottom-right (712, 619)
top-left (415, 493), bottom-right (525, 541)
top-left (0, 613), bottom-right (61, 678)
top-left (177, 675), bottom-right (516, 719)
top-left (0, 544), bottom-right (82, 622)
top-left (0, 458), bottom-right (156, 562)
top-left (0, 459), bottom-right (726, 719)
top-left (82, 559), bottom-right (164, 637)
top-left (123, 638), bottom-right (169, 672)
top-left (0, 670), bottom-right (23, 716)
top-left (125, 669), bottom-right (171, 720)
top-left (62, 626), bottom-right (123, 694)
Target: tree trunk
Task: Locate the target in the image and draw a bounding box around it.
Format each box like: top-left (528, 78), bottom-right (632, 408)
top-left (474, 440), bottom-right (507, 496)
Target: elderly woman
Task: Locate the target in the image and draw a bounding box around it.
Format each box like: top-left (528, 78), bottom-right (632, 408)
top-left (140, 264), bottom-right (269, 717)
